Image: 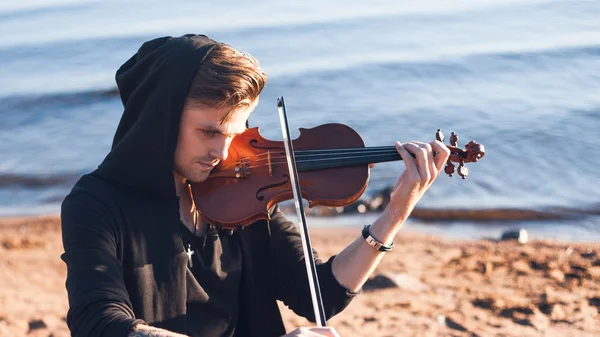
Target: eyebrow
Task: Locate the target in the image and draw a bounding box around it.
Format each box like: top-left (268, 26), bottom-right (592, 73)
top-left (199, 124), bottom-right (242, 137)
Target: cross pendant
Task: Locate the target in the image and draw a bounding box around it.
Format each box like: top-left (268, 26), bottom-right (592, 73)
top-left (186, 244), bottom-right (194, 268)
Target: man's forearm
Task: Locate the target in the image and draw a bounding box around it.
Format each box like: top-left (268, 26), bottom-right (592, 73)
top-left (331, 210), bottom-right (403, 292)
top-left (129, 324), bottom-right (189, 337)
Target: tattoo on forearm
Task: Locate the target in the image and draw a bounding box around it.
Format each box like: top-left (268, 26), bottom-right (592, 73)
top-left (129, 324), bottom-right (188, 337)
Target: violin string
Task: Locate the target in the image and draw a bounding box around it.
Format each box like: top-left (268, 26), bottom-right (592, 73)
top-left (245, 150), bottom-right (403, 170)
top-left (242, 150), bottom-right (401, 168)
top-left (254, 144), bottom-right (448, 164)
top-left (229, 146), bottom-right (397, 163)
top-left (265, 149), bottom-right (401, 163)
top-left (239, 147), bottom-right (446, 171)
top-left (234, 147), bottom-right (399, 165)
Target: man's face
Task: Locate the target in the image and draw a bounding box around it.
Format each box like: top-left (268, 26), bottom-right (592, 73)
top-left (174, 98), bottom-right (258, 183)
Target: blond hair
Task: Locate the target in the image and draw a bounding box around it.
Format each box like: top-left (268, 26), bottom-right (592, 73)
top-left (187, 44), bottom-right (267, 122)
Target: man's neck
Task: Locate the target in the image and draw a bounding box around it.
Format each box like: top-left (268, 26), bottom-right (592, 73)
top-left (173, 172), bottom-right (190, 202)
top-left (173, 172), bottom-right (209, 236)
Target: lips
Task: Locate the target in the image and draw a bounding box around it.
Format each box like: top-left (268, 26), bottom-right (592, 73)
top-left (197, 161), bottom-right (217, 171)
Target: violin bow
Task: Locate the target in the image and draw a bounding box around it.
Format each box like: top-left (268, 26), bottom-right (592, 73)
top-left (277, 97), bottom-right (328, 326)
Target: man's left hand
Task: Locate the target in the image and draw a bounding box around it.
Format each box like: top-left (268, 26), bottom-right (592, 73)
top-left (383, 140), bottom-right (451, 225)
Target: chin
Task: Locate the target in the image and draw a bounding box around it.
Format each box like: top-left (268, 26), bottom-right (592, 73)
top-left (188, 171), bottom-right (211, 183)
top-left (176, 167), bottom-right (210, 184)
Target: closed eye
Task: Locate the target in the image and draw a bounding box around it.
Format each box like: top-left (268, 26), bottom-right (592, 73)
top-left (201, 129), bottom-right (220, 137)
top-left (198, 127), bottom-right (240, 138)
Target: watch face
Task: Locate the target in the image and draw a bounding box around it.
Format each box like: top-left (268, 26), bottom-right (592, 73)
top-left (362, 224), bottom-right (392, 251)
top-left (366, 236), bottom-right (379, 247)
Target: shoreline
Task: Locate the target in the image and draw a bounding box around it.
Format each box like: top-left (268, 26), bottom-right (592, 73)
top-left (1, 215), bottom-right (599, 336)
top-left (2, 210), bottom-right (600, 244)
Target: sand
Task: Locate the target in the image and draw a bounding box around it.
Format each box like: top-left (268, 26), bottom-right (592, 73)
top-left (0, 215), bottom-right (598, 337)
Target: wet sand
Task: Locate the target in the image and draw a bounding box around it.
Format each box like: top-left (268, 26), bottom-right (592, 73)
top-left (1, 215), bottom-right (598, 336)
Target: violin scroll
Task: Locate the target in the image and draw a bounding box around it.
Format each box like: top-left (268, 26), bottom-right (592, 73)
top-left (437, 129), bottom-right (485, 179)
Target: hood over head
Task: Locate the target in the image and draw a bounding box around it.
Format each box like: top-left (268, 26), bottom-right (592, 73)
top-left (94, 34), bottom-right (219, 199)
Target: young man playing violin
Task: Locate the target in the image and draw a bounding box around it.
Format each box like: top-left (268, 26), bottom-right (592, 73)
top-left (60, 34), bottom-right (450, 337)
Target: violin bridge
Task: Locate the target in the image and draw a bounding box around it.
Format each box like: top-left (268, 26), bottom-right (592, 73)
top-left (267, 150), bottom-right (272, 176)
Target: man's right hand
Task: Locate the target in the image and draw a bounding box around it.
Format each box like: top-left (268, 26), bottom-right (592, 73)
top-left (282, 327), bottom-right (341, 337)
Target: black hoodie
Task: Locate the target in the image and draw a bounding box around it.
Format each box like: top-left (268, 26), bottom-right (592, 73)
top-left (60, 34), bottom-right (357, 337)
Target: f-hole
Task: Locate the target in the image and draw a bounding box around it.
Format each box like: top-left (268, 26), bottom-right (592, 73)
top-left (256, 174), bottom-right (289, 201)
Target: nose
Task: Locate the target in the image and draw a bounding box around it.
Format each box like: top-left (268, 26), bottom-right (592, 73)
top-left (208, 135), bottom-right (233, 162)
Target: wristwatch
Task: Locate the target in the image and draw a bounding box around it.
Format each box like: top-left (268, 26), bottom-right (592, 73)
top-left (361, 224), bottom-right (394, 252)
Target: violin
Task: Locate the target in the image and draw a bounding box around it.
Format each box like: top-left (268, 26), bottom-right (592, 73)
top-left (190, 123), bottom-right (485, 229)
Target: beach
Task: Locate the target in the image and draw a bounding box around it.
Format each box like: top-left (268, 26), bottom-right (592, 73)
top-left (1, 215), bottom-right (598, 337)
top-left (1, 1), bottom-right (600, 336)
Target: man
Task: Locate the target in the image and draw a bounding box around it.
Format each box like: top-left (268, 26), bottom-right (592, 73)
top-left (61, 34), bottom-right (450, 337)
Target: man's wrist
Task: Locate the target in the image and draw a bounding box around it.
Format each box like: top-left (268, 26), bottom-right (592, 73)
top-left (129, 324), bottom-right (189, 337)
top-left (362, 224), bottom-right (394, 251)
top-left (368, 209), bottom-right (404, 247)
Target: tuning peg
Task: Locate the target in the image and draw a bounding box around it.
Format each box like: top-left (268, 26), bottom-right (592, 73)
top-left (436, 129), bottom-right (445, 143)
top-left (444, 161), bottom-right (455, 177)
top-left (457, 162), bottom-right (468, 179)
top-left (450, 132), bottom-right (458, 146)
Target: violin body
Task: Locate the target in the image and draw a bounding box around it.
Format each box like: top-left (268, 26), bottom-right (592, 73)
top-left (191, 123), bottom-right (370, 228)
top-left (191, 122), bottom-right (485, 229)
